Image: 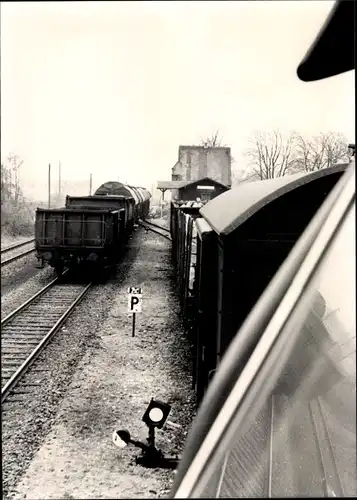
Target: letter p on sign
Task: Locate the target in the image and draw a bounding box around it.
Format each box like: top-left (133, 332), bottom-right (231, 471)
top-left (128, 287), bottom-right (142, 313)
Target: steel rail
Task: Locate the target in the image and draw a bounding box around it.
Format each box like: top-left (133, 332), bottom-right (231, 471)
top-left (1, 273), bottom-right (91, 402)
top-left (143, 219), bottom-right (171, 233)
top-left (1, 238), bottom-right (35, 254)
top-left (1, 248), bottom-right (36, 267)
top-left (1, 275), bottom-right (61, 327)
top-left (138, 221), bottom-right (172, 241)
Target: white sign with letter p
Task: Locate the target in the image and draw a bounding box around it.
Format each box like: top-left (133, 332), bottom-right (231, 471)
top-left (128, 287), bottom-right (142, 313)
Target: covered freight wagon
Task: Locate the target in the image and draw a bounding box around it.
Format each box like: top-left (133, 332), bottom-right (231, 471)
top-left (94, 181), bottom-right (151, 220)
top-left (193, 163), bottom-right (348, 403)
top-left (35, 206), bottom-right (126, 275)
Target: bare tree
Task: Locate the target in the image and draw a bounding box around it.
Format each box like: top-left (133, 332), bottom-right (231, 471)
top-left (200, 129), bottom-right (224, 147)
top-left (293, 132), bottom-right (351, 172)
top-left (199, 129), bottom-right (236, 166)
top-left (1, 153), bottom-right (35, 236)
top-left (245, 130), bottom-right (297, 180)
top-left (7, 153), bottom-right (24, 202)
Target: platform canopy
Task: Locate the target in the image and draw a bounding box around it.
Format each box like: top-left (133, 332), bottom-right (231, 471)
top-left (200, 164), bottom-right (349, 236)
top-left (157, 180), bottom-right (190, 190)
top-left (157, 177), bottom-right (229, 191)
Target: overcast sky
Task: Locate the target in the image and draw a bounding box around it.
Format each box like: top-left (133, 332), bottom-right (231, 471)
top-left (1, 1), bottom-right (355, 199)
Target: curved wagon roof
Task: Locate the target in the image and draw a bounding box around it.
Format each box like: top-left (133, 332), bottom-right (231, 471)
top-left (94, 181), bottom-right (141, 205)
top-left (136, 186), bottom-right (152, 202)
top-left (129, 186), bottom-right (144, 203)
top-left (94, 181), bottom-right (151, 205)
top-left (200, 164), bottom-right (348, 236)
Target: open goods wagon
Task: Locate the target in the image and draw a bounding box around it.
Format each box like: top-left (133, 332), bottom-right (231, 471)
top-left (35, 207), bottom-right (125, 275)
top-left (66, 195), bottom-right (136, 232)
top-left (35, 181), bottom-right (151, 275)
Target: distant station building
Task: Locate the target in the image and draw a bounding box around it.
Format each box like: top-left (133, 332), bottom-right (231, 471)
top-left (157, 177), bottom-right (229, 203)
top-left (172, 145), bottom-right (232, 186)
top-left (157, 144), bottom-right (232, 203)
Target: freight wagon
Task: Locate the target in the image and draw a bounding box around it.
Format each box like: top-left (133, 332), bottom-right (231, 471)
top-left (172, 2), bottom-right (355, 498)
top-left (35, 207), bottom-right (125, 276)
top-left (172, 162), bottom-right (356, 498)
top-left (65, 195), bottom-right (136, 232)
top-left (93, 182), bottom-right (151, 220)
top-left (170, 163), bottom-right (348, 406)
top-left (35, 181), bottom-right (151, 275)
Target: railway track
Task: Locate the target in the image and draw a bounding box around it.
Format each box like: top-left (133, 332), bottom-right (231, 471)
top-left (1, 274), bottom-right (92, 403)
top-left (145, 219), bottom-right (170, 233)
top-left (1, 238), bottom-right (36, 267)
top-left (139, 220), bottom-right (172, 241)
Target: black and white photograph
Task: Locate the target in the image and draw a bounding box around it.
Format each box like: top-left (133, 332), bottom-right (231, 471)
top-left (1, 0), bottom-right (355, 498)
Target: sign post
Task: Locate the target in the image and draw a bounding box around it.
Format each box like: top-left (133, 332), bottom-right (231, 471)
top-left (48, 163), bottom-right (51, 208)
top-left (128, 287), bottom-right (142, 337)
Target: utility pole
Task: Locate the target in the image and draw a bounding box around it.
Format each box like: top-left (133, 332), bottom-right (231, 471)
top-left (48, 163), bottom-right (51, 208)
top-left (58, 161), bottom-right (62, 198)
top-left (89, 173), bottom-right (92, 195)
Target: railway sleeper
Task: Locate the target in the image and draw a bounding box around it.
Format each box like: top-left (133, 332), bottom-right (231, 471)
top-left (2, 333), bottom-right (46, 339)
top-left (4, 394), bottom-right (34, 402)
top-left (2, 361), bottom-right (31, 368)
top-left (2, 335), bottom-right (48, 340)
top-left (2, 344), bottom-right (44, 350)
top-left (2, 327), bottom-right (49, 332)
top-left (2, 344), bottom-right (43, 349)
top-left (3, 326), bottom-right (55, 332)
top-left (8, 387), bottom-right (38, 394)
top-left (2, 349), bottom-right (40, 356)
top-left (2, 350), bottom-right (38, 356)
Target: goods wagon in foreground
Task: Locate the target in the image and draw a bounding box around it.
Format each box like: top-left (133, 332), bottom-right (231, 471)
top-left (35, 181), bottom-right (151, 275)
top-left (35, 207), bottom-right (126, 276)
top-left (169, 163), bottom-right (348, 406)
top-left (171, 1), bottom-right (355, 498)
top-left (172, 162), bottom-right (356, 499)
top-left (192, 163), bottom-right (348, 404)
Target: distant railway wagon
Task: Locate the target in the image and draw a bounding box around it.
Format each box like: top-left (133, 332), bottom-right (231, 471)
top-left (35, 181), bottom-right (151, 275)
top-left (93, 182), bottom-right (151, 221)
top-left (170, 164), bottom-right (348, 405)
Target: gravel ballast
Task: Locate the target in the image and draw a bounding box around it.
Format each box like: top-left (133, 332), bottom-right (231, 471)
top-left (1, 260), bottom-right (57, 317)
top-left (3, 227), bottom-right (195, 499)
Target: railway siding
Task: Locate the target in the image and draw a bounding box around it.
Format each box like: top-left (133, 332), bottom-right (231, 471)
top-left (1, 239), bottom-right (36, 267)
top-left (1, 278), bottom-right (92, 403)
